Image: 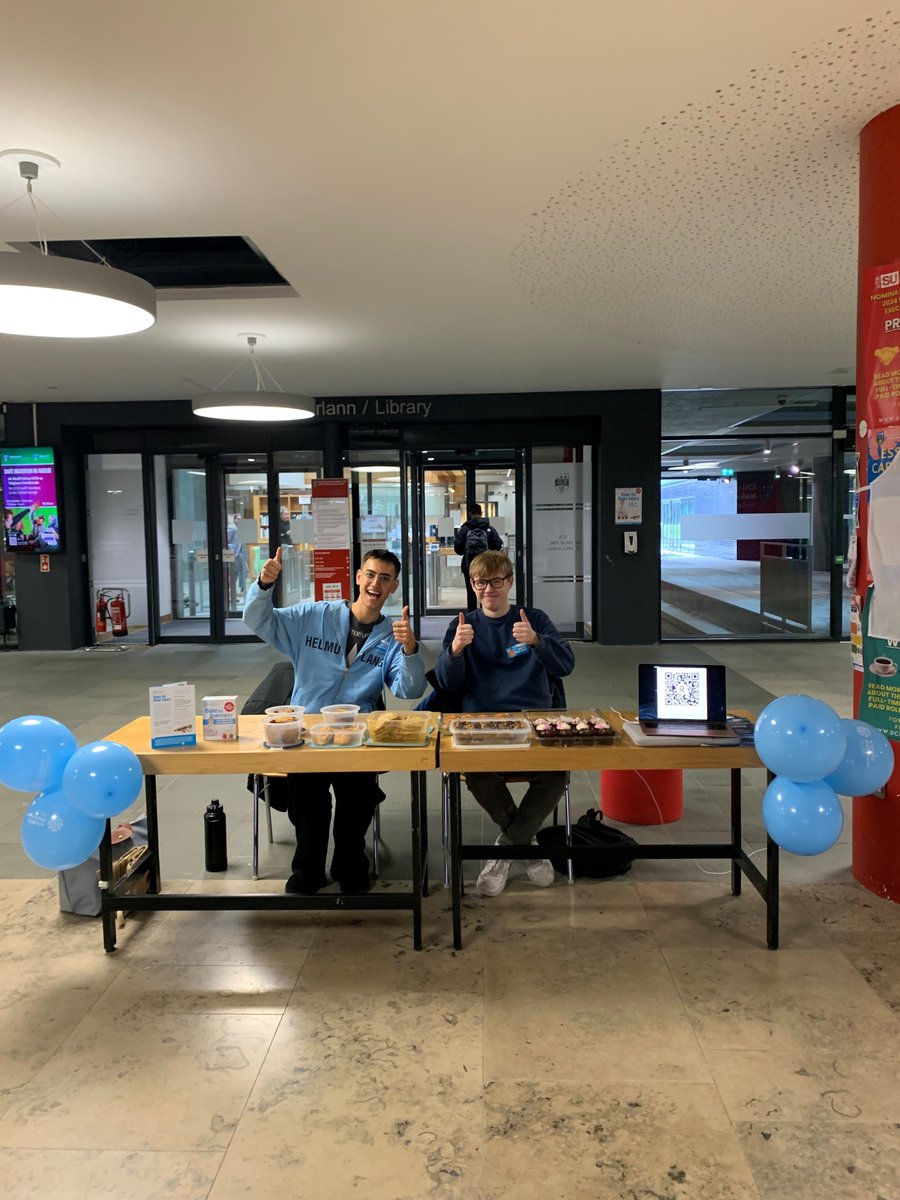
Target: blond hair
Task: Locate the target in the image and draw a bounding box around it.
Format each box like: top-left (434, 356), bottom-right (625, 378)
top-left (469, 550), bottom-right (512, 579)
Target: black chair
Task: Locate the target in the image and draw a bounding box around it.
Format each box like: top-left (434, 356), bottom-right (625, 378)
top-left (243, 661), bottom-right (294, 879)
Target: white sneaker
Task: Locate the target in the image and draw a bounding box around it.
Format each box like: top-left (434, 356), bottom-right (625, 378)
top-left (525, 840), bottom-right (555, 888)
top-left (476, 836), bottom-right (512, 897)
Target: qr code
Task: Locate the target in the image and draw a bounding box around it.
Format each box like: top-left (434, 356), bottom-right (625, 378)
top-left (663, 671), bottom-right (700, 708)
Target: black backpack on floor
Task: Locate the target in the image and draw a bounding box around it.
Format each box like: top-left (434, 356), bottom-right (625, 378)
top-left (535, 809), bottom-right (637, 878)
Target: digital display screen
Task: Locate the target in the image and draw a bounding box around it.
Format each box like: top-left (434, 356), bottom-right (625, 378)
top-left (2, 447), bottom-right (62, 553)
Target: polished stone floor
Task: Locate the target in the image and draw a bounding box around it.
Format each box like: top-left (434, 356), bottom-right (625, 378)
top-left (3, 638), bottom-right (899, 1199)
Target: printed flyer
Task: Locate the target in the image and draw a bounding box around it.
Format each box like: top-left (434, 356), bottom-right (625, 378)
top-left (858, 587), bottom-right (900, 742)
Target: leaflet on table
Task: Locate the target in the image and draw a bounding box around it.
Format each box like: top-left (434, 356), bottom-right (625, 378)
top-left (149, 682), bottom-right (197, 747)
top-left (201, 695), bottom-right (239, 741)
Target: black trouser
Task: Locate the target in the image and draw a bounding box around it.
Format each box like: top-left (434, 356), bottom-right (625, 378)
top-left (285, 771), bottom-right (384, 883)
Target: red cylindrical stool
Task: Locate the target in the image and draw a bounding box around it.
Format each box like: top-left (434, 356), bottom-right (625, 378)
top-left (601, 769), bottom-right (683, 825)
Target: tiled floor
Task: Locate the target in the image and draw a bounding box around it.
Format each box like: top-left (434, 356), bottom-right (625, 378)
top-left (3, 637), bottom-right (899, 1199)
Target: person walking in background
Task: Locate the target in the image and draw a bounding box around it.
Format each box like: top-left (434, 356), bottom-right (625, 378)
top-left (244, 546), bottom-right (425, 896)
top-left (454, 503), bottom-right (502, 612)
top-left (433, 550), bottom-right (574, 897)
top-left (226, 514), bottom-right (246, 599)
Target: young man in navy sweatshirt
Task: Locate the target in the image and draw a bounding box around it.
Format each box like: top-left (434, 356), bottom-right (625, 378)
top-left (433, 550), bottom-right (575, 897)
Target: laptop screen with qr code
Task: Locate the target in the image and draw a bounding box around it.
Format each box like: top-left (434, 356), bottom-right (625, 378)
top-left (638, 664), bottom-right (727, 724)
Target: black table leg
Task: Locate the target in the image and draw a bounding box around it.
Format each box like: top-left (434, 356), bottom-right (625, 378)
top-left (730, 768), bottom-right (742, 896)
top-left (449, 773), bottom-right (463, 950)
top-left (766, 834), bottom-right (780, 949)
top-left (419, 770), bottom-right (429, 898)
top-left (98, 818), bottom-right (117, 952)
top-left (144, 775), bottom-right (160, 893)
top-left (410, 771), bottom-right (423, 950)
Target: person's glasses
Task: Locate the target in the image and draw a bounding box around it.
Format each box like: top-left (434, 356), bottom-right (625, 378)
top-left (472, 575), bottom-right (512, 591)
top-left (362, 569), bottom-right (395, 585)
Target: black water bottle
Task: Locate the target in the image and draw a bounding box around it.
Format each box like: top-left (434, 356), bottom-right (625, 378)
top-left (204, 799), bottom-right (228, 872)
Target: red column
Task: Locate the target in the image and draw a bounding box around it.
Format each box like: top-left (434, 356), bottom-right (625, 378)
top-left (853, 106), bottom-right (900, 900)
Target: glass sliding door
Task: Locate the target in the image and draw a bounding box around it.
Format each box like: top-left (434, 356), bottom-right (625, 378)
top-left (347, 455), bottom-right (403, 617)
top-left (221, 458), bottom-right (268, 627)
top-left (529, 446), bottom-right (591, 638)
top-left (421, 467), bottom-right (466, 612)
top-left (156, 454), bottom-right (210, 637)
top-left (273, 451), bottom-right (324, 608)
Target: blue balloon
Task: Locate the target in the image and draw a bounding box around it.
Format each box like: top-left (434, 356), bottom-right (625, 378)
top-left (0, 715), bottom-right (77, 793)
top-left (762, 776), bottom-right (844, 856)
top-left (825, 718), bottom-right (895, 797)
top-left (754, 695), bottom-right (847, 782)
top-left (62, 741), bottom-right (144, 820)
top-left (21, 788), bottom-right (106, 871)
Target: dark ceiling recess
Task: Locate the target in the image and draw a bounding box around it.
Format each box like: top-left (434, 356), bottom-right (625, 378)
top-left (14, 236), bottom-right (287, 289)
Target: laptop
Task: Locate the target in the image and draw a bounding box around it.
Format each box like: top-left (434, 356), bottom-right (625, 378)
top-left (637, 663), bottom-right (738, 740)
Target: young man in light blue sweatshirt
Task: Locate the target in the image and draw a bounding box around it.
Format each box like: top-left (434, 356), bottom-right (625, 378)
top-left (244, 547), bottom-right (425, 895)
top-left (434, 550), bottom-right (575, 897)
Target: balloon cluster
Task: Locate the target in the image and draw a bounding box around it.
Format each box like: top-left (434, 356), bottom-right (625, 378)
top-left (755, 696), bottom-right (894, 856)
top-left (0, 716), bottom-right (143, 871)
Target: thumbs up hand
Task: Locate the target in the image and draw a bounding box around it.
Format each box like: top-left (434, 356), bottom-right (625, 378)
top-left (451, 611), bottom-right (474, 656)
top-left (260, 545), bottom-right (283, 586)
top-left (392, 605), bottom-right (417, 654)
top-left (512, 608), bottom-right (539, 647)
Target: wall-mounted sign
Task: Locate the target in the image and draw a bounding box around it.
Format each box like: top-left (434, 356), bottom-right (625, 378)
top-left (614, 487), bottom-right (642, 526)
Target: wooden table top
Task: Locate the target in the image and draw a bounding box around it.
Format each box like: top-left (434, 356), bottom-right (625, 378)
top-left (104, 710), bottom-right (761, 777)
top-left (104, 715), bottom-right (439, 775)
top-left (437, 710), bottom-right (762, 772)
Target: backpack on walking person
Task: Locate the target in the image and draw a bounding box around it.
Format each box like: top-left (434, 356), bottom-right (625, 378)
top-left (463, 524), bottom-right (489, 566)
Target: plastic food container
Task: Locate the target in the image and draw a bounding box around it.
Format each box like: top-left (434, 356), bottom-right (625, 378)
top-left (449, 716), bottom-right (531, 749)
top-left (320, 704), bottom-right (362, 725)
top-left (366, 711), bottom-right (434, 745)
top-left (264, 705), bottom-right (305, 725)
top-left (529, 710), bottom-right (615, 746)
top-left (263, 715), bottom-right (304, 746)
top-left (307, 722), bottom-right (366, 748)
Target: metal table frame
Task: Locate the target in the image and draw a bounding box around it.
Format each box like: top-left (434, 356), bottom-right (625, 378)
top-left (441, 712), bottom-right (778, 951)
top-left (97, 716), bottom-right (434, 953)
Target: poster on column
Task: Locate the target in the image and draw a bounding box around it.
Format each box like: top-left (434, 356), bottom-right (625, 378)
top-left (861, 262), bottom-right (900, 436)
top-left (858, 587), bottom-right (900, 741)
top-left (312, 478), bottom-right (352, 601)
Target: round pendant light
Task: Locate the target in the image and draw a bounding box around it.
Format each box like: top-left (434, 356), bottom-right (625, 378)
top-left (0, 150), bottom-right (156, 338)
top-left (0, 250), bottom-right (156, 338)
top-left (191, 334), bottom-right (316, 422)
top-left (191, 392), bottom-right (316, 421)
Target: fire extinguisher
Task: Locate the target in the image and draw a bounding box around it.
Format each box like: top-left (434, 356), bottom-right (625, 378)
top-left (95, 594), bottom-right (109, 635)
top-left (108, 591), bottom-right (128, 637)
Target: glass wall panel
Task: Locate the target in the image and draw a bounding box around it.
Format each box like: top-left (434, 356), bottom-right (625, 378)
top-left (86, 453), bottom-right (149, 643)
top-left (660, 435), bottom-right (832, 638)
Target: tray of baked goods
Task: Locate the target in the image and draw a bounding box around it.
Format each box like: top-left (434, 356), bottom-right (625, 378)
top-left (366, 711), bottom-right (435, 746)
top-left (527, 710), bottom-right (615, 746)
top-left (448, 715), bottom-right (532, 749)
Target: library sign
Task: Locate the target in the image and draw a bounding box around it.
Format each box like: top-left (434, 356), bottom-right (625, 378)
top-left (314, 399), bottom-right (433, 419)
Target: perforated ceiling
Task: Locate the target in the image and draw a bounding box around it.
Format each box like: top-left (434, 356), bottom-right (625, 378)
top-left (511, 12), bottom-right (899, 368)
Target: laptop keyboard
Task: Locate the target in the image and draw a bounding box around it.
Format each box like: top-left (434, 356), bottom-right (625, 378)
top-left (651, 722), bottom-right (726, 734)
